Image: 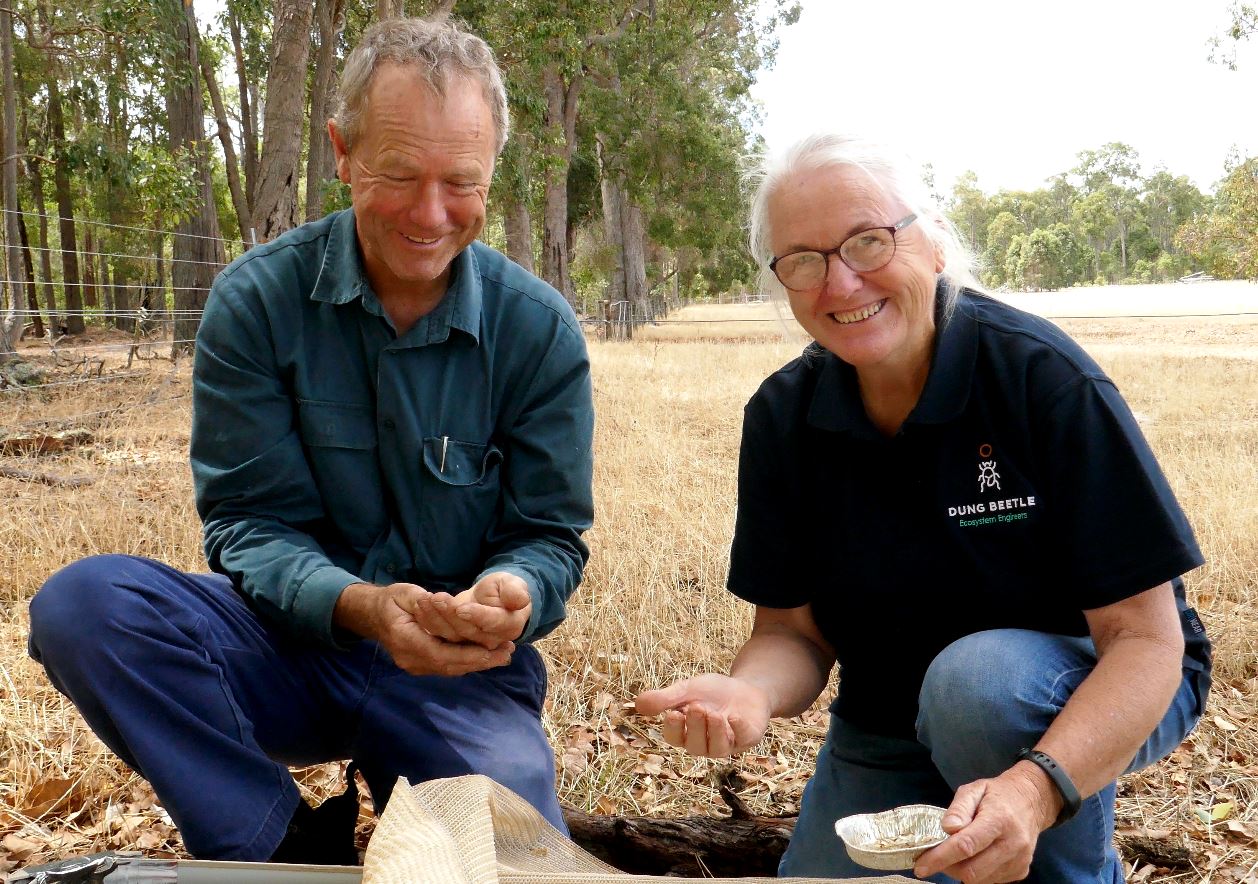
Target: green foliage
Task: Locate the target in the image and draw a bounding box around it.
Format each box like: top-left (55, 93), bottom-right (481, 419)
top-left (1209, 2), bottom-right (1257, 68)
top-left (950, 140), bottom-right (1219, 290)
top-left (11, 0), bottom-right (1250, 324)
top-left (1176, 157), bottom-right (1258, 279)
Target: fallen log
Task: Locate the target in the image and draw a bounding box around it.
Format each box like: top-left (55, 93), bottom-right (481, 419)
top-left (1115, 833), bottom-right (1192, 869)
top-left (0, 465), bottom-right (95, 487)
top-left (0, 429), bottom-right (95, 456)
top-left (563, 806), bottom-right (795, 877)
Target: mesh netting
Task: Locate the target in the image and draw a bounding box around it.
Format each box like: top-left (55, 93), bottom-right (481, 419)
top-left (362, 775), bottom-right (913, 884)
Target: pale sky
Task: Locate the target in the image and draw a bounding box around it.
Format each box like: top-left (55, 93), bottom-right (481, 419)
top-left (750, 0), bottom-right (1258, 196)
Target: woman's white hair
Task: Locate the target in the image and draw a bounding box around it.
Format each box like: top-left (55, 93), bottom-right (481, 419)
top-left (333, 16), bottom-right (510, 156)
top-left (746, 133), bottom-right (984, 317)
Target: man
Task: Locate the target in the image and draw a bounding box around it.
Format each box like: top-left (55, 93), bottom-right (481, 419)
top-left (28, 17), bottom-right (594, 865)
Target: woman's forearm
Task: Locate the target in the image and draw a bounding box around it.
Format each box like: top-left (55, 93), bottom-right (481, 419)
top-left (1034, 631), bottom-right (1184, 800)
top-left (730, 622), bottom-right (835, 718)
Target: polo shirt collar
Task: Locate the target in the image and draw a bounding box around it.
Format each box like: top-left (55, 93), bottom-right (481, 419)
top-left (910, 286), bottom-right (977, 424)
top-left (308, 209), bottom-right (482, 346)
top-left (806, 282), bottom-right (978, 435)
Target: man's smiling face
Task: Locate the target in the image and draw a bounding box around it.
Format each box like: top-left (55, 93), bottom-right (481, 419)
top-left (330, 63), bottom-right (496, 303)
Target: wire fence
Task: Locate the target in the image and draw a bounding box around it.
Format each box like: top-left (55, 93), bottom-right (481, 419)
top-left (4, 211), bottom-right (1258, 399)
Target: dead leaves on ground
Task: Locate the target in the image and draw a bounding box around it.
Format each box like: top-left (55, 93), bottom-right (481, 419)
top-left (4, 679), bottom-right (1257, 881)
top-left (1, 779), bottom-right (179, 874)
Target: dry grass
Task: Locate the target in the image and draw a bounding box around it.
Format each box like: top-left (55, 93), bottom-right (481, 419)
top-left (2, 315), bottom-right (1256, 879)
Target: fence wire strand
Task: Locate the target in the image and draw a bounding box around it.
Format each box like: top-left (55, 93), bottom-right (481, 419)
top-left (19, 242), bottom-right (229, 269)
top-left (0, 207), bottom-right (249, 247)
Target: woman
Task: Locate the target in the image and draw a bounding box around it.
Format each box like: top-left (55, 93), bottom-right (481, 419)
top-left (635, 134), bottom-right (1211, 884)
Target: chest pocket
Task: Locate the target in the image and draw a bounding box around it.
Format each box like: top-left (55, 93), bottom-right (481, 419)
top-left (298, 400), bottom-right (377, 450)
top-left (296, 400), bottom-right (384, 547)
top-left (418, 437), bottom-right (503, 574)
top-left (422, 437), bottom-right (501, 485)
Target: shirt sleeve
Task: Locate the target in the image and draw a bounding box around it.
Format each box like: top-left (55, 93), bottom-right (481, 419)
top-left (726, 391), bottom-right (814, 609)
top-left (191, 277), bottom-right (361, 647)
top-left (1034, 375), bottom-right (1204, 610)
top-left (476, 321), bottom-right (594, 643)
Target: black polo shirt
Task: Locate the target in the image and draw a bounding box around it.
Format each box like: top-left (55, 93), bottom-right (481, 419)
top-left (728, 290), bottom-right (1208, 738)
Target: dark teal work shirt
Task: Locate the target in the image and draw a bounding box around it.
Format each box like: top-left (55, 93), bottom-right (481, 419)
top-left (191, 209), bottom-right (594, 648)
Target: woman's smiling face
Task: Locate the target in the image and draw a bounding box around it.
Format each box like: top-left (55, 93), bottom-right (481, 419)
top-left (768, 163), bottom-right (945, 378)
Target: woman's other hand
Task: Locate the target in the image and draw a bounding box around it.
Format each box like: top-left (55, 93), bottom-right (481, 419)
top-left (912, 765), bottom-right (1059, 883)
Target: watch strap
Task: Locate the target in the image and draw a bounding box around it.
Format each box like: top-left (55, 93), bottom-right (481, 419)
top-left (1016, 747), bottom-right (1081, 827)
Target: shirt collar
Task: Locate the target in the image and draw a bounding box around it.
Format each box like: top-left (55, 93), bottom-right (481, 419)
top-left (308, 209), bottom-right (482, 346)
top-left (806, 282), bottom-right (978, 435)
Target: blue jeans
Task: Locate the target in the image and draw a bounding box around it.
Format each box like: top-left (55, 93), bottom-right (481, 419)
top-left (780, 629), bottom-right (1209, 882)
top-left (27, 554), bottom-right (563, 860)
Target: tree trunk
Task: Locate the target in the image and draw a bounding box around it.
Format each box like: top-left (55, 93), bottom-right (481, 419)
top-left (45, 62), bottom-right (85, 333)
top-left (376, 0), bottom-right (404, 18)
top-left (28, 157), bottom-right (57, 323)
top-left (166, 0), bottom-right (220, 354)
top-left (99, 250), bottom-right (113, 316)
top-left (81, 227), bottom-right (98, 308)
top-left (250, 0), bottom-right (313, 242)
top-left (503, 193), bottom-right (534, 273)
top-left (104, 36), bottom-right (133, 332)
top-left (1118, 219), bottom-right (1128, 276)
top-left (598, 148), bottom-right (627, 339)
top-left (114, 274), bottom-right (134, 332)
top-left (597, 131), bottom-right (647, 337)
top-left (154, 231), bottom-right (167, 328)
top-left (18, 210), bottom-right (45, 339)
top-left (1, 0), bottom-right (25, 353)
top-left (229, 10), bottom-right (258, 221)
top-left (305, 0), bottom-right (346, 222)
top-left (201, 41), bottom-right (250, 241)
top-left (621, 198), bottom-right (648, 325)
top-left (540, 64), bottom-right (581, 305)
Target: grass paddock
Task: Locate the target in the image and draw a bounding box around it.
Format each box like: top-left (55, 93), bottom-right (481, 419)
top-left (1, 308), bottom-right (1255, 879)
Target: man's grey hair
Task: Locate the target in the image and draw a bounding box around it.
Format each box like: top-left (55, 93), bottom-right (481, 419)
top-left (332, 16), bottom-right (510, 156)
top-left (746, 132), bottom-right (984, 318)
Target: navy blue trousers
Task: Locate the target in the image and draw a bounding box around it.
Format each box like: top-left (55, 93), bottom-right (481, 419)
top-left (27, 554), bottom-right (563, 860)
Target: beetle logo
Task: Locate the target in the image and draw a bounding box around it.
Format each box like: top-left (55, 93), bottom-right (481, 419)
top-left (978, 443), bottom-right (1001, 493)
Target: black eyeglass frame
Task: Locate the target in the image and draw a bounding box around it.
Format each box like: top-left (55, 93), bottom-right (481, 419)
top-left (769, 213), bottom-right (919, 292)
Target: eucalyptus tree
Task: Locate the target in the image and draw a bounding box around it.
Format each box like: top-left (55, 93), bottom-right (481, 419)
top-left (1, 0), bottom-right (24, 353)
top-left (1071, 189), bottom-right (1118, 282)
top-left (982, 211), bottom-right (1024, 286)
top-left (947, 171), bottom-right (991, 255)
top-left (1142, 167), bottom-right (1205, 256)
top-left (249, 0), bottom-right (313, 241)
top-left (217, 0), bottom-right (271, 230)
top-left (158, 0), bottom-right (222, 350)
top-left (1209, 3), bottom-right (1257, 68)
top-left (1176, 156), bottom-right (1258, 279)
top-left (201, 34), bottom-right (251, 240)
top-left (1073, 143), bottom-right (1142, 276)
top-left (459, 0), bottom-right (794, 310)
top-left (305, 0), bottom-right (348, 223)
top-left (589, 1), bottom-right (790, 326)
top-left (455, 2), bottom-right (667, 303)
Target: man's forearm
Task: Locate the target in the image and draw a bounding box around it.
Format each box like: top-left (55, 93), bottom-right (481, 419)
top-left (332, 582), bottom-right (384, 640)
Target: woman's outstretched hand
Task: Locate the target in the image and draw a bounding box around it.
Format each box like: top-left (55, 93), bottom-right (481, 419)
top-left (635, 674), bottom-right (773, 758)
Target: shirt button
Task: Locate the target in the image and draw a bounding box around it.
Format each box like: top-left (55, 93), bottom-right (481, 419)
top-left (385, 563), bottom-right (396, 575)
top-left (382, 418), bottom-right (396, 431)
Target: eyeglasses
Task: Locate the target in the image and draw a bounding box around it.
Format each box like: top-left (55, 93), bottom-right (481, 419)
top-left (769, 214), bottom-right (918, 292)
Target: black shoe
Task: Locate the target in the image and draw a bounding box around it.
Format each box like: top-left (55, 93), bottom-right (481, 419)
top-left (269, 763), bottom-right (361, 866)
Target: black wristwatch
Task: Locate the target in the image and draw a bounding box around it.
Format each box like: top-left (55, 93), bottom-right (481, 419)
top-left (1016, 747), bottom-right (1081, 827)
